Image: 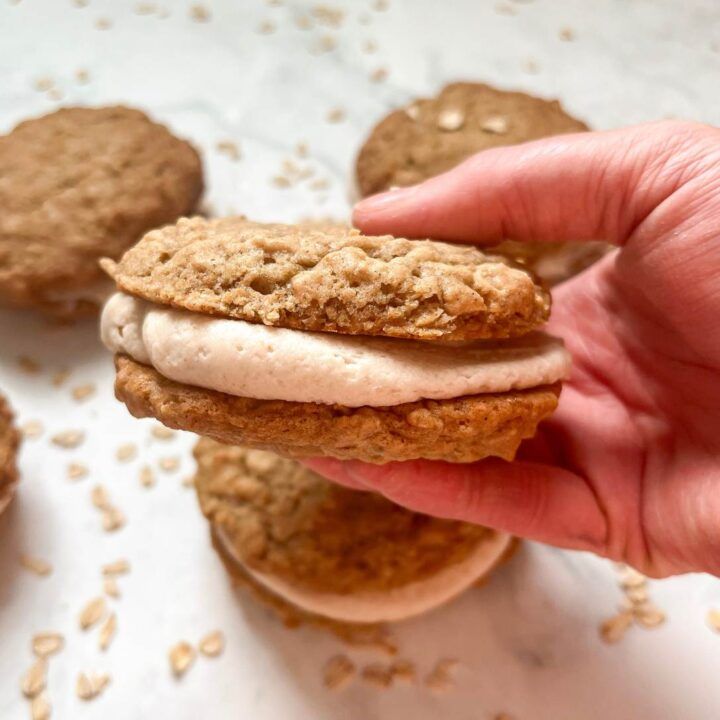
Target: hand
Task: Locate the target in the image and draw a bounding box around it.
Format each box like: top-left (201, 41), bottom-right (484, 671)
top-left (308, 121), bottom-right (720, 578)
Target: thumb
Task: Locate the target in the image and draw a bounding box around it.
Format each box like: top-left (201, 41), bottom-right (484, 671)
top-left (305, 458), bottom-right (607, 555)
top-left (353, 120), bottom-right (713, 247)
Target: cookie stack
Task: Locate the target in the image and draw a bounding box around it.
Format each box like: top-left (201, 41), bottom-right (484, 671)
top-left (0, 392), bottom-right (20, 516)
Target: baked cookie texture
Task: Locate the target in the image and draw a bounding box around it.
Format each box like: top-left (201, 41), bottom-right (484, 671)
top-left (0, 392), bottom-right (20, 515)
top-left (193, 438), bottom-right (495, 595)
top-left (0, 106), bottom-right (203, 317)
top-left (355, 82), bottom-right (611, 285)
top-left (103, 216), bottom-right (550, 341)
top-left (115, 356), bottom-right (560, 463)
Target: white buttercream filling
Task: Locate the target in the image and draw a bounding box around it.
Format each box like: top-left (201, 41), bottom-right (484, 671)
top-left (216, 526), bottom-right (512, 623)
top-left (101, 292), bottom-right (570, 407)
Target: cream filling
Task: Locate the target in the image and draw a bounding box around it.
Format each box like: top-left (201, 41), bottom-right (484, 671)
top-left (101, 292), bottom-right (570, 407)
top-left (216, 527), bottom-right (512, 623)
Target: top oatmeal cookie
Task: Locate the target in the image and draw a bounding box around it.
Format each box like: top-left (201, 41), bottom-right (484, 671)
top-left (0, 106), bottom-right (203, 317)
top-left (103, 216), bottom-right (551, 341)
top-left (356, 82), bottom-right (588, 196)
top-left (0, 392), bottom-right (20, 512)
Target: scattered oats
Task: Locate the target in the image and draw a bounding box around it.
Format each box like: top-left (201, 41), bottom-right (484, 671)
top-left (599, 610), bottom-right (633, 644)
top-left (309, 178), bottom-right (330, 191)
top-left (189, 3), bottom-right (210, 22)
top-left (75, 68), bottom-right (90, 84)
top-left (30, 693), bottom-right (51, 720)
top-left (18, 356), bottom-right (42, 373)
top-left (20, 555), bottom-right (52, 577)
top-left (372, 0), bottom-right (389, 10)
top-left (32, 632), bottom-right (64, 658)
top-left (79, 597), bottom-right (106, 630)
top-left (312, 4), bottom-right (344, 27)
top-left (257, 19), bottom-right (276, 34)
top-left (266, 0), bottom-right (283, 5)
top-left (326, 107), bottom-right (345, 123)
top-left (437, 108), bottom-right (465, 131)
top-left (272, 175), bottom-right (292, 189)
top-left (362, 38), bottom-right (377, 53)
top-left (91, 485), bottom-right (110, 510)
top-left (47, 89), bottom-right (64, 101)
top-left (99, 613), bottom-right (117, 651)
top-left (481, 115), bottom-right (509, 134)
top-left (21, 421), bottom-right (44, 439)
top-left (182, 475), bottom-right (195, 488)
top-left (51, 430), bottom-right (84, 449)
top-left (139, 465), bottom-right (155, 488)
top-left (135, 1), bottom-right (156, 14)
top-left (361, 662), bottom-right (393, 689)
top-left (32, 78), bottom-right (54, 93)
top-left (369, 67), bottom-right (388, 83)
top-left (634, 603), bottom-right (666, 629)
top-left (295, 14), bottom-right (313, 30)
top-left (102, 559), bottom-right (130, 576)
top-left (707, 608), bottom-right (720, 633)
top-left (72, 0), bottom-right (88, 6)
top-left (494, 1), bottom-right (516, 14)
top-left (323, 655), bottom-right (355, 690)
top-left (103, 577), bottom-right (121, 599)
top-left (95, 16), bottom-right (112, 29)
top-left (102, 507), bottom-right (126, 532)
top-left (523, 58), bottom-right (540, 74)
top-left (625, 586), bottom-right (649, 605)
top-left (389, 658), bottom-right (416, 683)
top-left (169, 641), bottom-right (196, 678)
top-left (76, 672), bottom-right (111, 701)
top-left (559, 26), bottom-right (576, 41)
top-left (617, 565), bottom-right (647, 589)
top-left (115, 443), bottom-right (137, 463)
top-left (405, 103), bottom-right (421, 120)
top-left (71, 383), bottom-right (96, 402)
top-left (198, 630), bottom-right (225, 657)
top-left (67, 462), bottom-right (88, 481)
top-left (424, 658), bottom-right (459, 692)
top-left (216, 140), bottom-right (241, 161)
top-left (295, 141), bottom-right (309, 158)
top-left (51, 369), bottom-right (70, 387)
top-left (313, 34), bottom-right (337, 53)
top-left (21, 658), bottom-right (47, 698)
top-left (158, 456), bottom-right (180, 473)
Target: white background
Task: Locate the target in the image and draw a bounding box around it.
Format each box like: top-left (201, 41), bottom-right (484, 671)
top-left (1, 0), bottom-right (720, 718)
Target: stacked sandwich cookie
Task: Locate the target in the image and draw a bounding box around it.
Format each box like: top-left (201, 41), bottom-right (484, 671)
top-left (100, 216), bottom-right (569, 463)
top-left (0, 392), bottom-right (20, 516)
top-left (356, 82), bottom-right (611, 285)
top-left (0, 106), bottom-right (202, 318)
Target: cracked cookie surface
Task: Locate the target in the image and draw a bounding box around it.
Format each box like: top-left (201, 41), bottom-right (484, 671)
top-left (0, 392), bottom-right (20, 514)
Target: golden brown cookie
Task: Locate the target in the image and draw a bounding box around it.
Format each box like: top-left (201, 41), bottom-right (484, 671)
top-left (0, 106), bottom-right (203, 318)
top-left (0, 392), bottom-right (20, 515)
top-left (355, 82), bottom-right (611, 285)
top-left (193, 438), bottom-right (513, 623)
top-left (116, 356), bottom-right (561, 463)
top-left (102, 216), bottom-right (550, 342)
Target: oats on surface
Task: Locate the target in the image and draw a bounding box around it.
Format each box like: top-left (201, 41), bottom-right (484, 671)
top-left (199, 630), bottom-right (225, 657)
top-left (494, 1), bottom-right (517, 15)
top-left (135, 1), bottom-right (157, 14)
top-left (76, 672), bottom-right (111, 700)
top-left (99, 613), bottom-right (117, 651)
top-left (361, 662), bottom-right (393, 689)
top-left (32, 632), bottom-right (64, 658)
top-left (424, 658), bottom-right (459, 692)
top-left (51, 369), bottom-right (70, 387)
top-left (102, 507), bottom-right (126, 532)
top-left (20, 555), bottom-right (52, 577)
top-left (79, 597), bottom-right (106, 630)
top-left (559, 26), bottom-right (576, 41)
top-left (599, 610), bottom-right (633, 644)
top-left (216, 140), bottom-right (241, 161)
top-left (21, 658), bottom-right (47, 698)
top-left (158, 456), bottom-right (180, 473)
top-left (169, 641), bottom-right (196, 678)
top-left (115, 443), bottom-right (137, 462)
top-left (91, 485), bottom-right (110, 510)
top-left (103, 577), bottom-right (121, 599)
top-left (437, 108), bottom-right (465, 131)
top-left (102, 559), bottom-right (130, 576)
top-left (313, 34), bottom-right (336, 53)
top-left (30, 693), bottom-right (51, 720)
top-left (189, 3), bottom-right (210, 22)
top-left (139, 465), bottom-right (155, 488)
top-left (21, 420), bottom-right (44, 439)
top-left (295, 14), bottom-right (312, 30)
top-left (634, 603), bottom-right (666, 629)
top-left (481, 115), bottom-right (509, 134)
top-left (370, 67), bottom-right (388, 83)
top-left (95, 16), bottom-right (112, 29)
top-left (295, 141), bottom-right (309, 158)
top-left (523, 58), bottom-right (540, 74)
top-left (362, 38), bottom-right (377, 53)
top-left (323, 655), bottom-right (355, 690)
top-left (18, 356), bottom-right (42, 373)
top-left (67, 462), bottom-right (88, 480)
top-left (708, 608), bottom-right (720, 632)
top-left (71, 383), bottom-right (96, 401)
top-left (311, 4), bottom-right (344, 27)
top-left (389, 658), bottom-right (416, 683)
top-left (75, 68), bottom-right (90, 86)
top-left (326, 107), bottom-right (345, 123)
top-left (257, 19), bottom-right (276, 34)
top-left (51, 430), bottom-right (84, 449)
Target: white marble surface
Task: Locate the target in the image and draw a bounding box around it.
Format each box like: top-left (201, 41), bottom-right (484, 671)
top-left (1, 0), bottom-right (720, 718)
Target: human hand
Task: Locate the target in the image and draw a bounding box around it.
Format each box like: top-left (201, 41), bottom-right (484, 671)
top-left (308, 121), bottom-right (720, 578)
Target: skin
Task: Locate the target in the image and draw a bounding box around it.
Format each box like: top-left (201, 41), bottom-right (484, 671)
top-left (308, 121), bottom-right (720, 578)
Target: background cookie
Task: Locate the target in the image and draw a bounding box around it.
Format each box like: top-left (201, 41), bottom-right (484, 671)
top-left (355, 82), bottom-right (611, 285)
top-left (0, 106), bottom-right (203, 318)
top-left (0, 391), bottom-right (20, 515)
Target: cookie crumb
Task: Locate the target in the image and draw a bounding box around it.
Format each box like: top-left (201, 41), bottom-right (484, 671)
top-left (21, 658), bottom-right (47, 698)
top-left (51, 430), bottom-right (84, 449)
top-left (437, 108), bottom-right (465, 132)
top-left (98, 613), bottom-right (117, 651)
top-left (481, 115), bottom-right (509, 134)
top-left (30, 693), bottom-right (51, 720)
top-left (76, 672), bottom-right (111, 700)
top-left (18, 356), bottom-right (42, 374)
top-left (67, 462), bottom-right (88, 481)
top-left (189, 3), bottom-right (210, 22)
top-left (216, 140), bottom-right (241, 161)
top-left (169, 641), bottom-right (196, 677)
top-left (198, 630), bottom-right (225, 657)
top-left (71, 383), bottom-right (96, 402)
top-left (20, 555), bottom-right (53, 577)
top-left (323, 655), bottom-right (356, 690)
top-left (32, 632), bottom-right (64, 658)
top-left (326, 107), bottom-right (345, 124)
top-left (115, 443), bottom-right (137, 462)
top-left (21, 420), bottom-right (44, 439)
top-left (424, 658), bottom-right (459, 692)
top-left (79, 597), bottom-right (106, 630)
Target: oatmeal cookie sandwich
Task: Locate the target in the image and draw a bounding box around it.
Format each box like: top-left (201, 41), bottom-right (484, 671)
top-left (100, 216), bottom-right (570, 463)
top-left (0, 392), bottom-right (20, 516)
